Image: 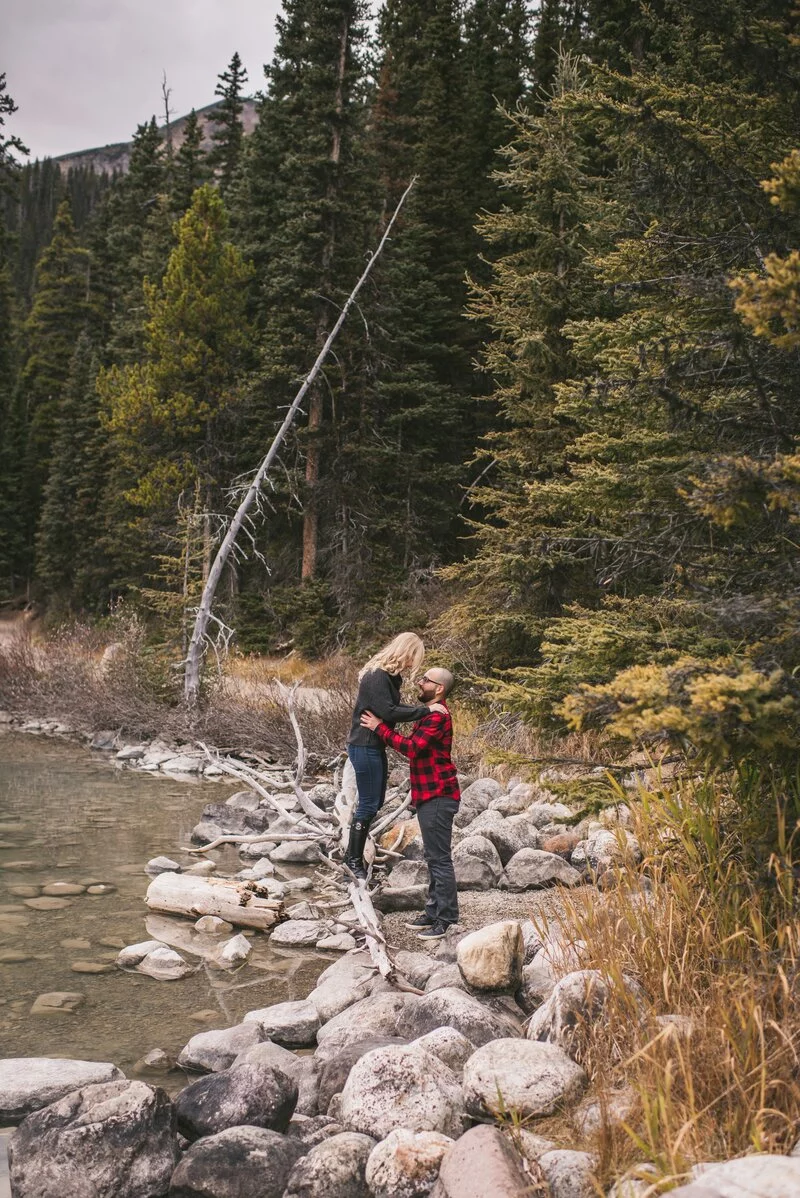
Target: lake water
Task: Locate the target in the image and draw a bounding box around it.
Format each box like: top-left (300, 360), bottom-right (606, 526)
top-left (0, 730), bottom-right (329, 1083)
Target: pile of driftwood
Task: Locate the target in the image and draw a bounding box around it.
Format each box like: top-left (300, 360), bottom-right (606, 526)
top-left (168, 683), bottom-right (413, 983)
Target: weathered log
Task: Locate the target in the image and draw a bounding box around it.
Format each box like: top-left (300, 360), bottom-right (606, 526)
top-left (145, 873), bottom-right (283, 931)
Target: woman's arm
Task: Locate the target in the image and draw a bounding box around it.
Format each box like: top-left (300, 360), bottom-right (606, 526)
top-left (362, 670), bottom-right (429, 724)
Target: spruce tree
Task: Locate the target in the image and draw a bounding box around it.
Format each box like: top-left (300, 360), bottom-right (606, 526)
top-left (207, 53), bottom-right (248, 196)
top-left (171, 109), bottom-right (209, 214)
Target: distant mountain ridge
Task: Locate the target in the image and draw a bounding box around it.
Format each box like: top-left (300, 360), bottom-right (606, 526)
top-left (53, 98), bottom-right (259, 175)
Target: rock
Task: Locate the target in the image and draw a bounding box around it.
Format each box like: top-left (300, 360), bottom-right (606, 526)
top-left (70, 960), bottom-right (115, 974)
top-left (282, 876), bottom-right (315, 892)
top-left (286, 900), bottom-right (322, 919)
top-left (133, 1049), bottom-right (173, 1075)
top-left (466, 811), bottom-right (541, 864)
top-left (271, 918), bottom-right (327, 947)
top-left (395, 950), bottom-right (440, 989)
top-left (410, 1027), bottom-right (476, 1075)
top-left (168, 1125), bottom-right (305, 1198)
top-left (285, 1114), bottom-right (342, 1148)
top-left (136, 945), bottom-right (195, 981)
top-left (317, 932), bottom-right (357, 952)
top-left (454, 778), bottom-right (504, 828)
top-left (175, 1059), bottom-right (298, 1141)
top-left (514, 1129), bottom-right (557, 1164)
top-left (269, 841), bottom-right (322, 864)
top-left (462, 1038), bottom-right (586, 1119)
top-left (283, 1131), bottom-right (375, 1198)
top-left (116, 743), bottom-right (147, 761)
top-left (86, 883), bottom-right (116, 895)
top-left (373, 884), bottom-right (429, 912)
top-left (539, 1149), bottom-right (596, 1198)
top-left (456, 920), bottom-right (524, 992)
top-left (308, 953), bottom-right (390, 1023)
top-left (339, 1045), bottom-right (467, 1140)
top-left (41, 881), bottom-right (86, 896)
top-left (23, 895), bottom-right (74, 910)
top-left (527, 970), bottom-right (623, 1056)
top-left (177, 1022), bottom-right (267, 1072)
top-left (489, 783), bottom-right (540, 815)
top-left (571, 829), bottom-right (641, 874)
top-left (386, 858), bottom-right (429, 888)
top-left (452, 835), bottom-right (504, 889)
top-left (226, 789), bottom-right (262, 811)
top-left (397, 987), bottom-right (524, 1047)
top-left (430, 1125), bottom-right (531, 1198)
top-left (161, 754), bottom-right (205, 773)
top-left (194, 915), bottom-right (233, 934)
top-left (145, 856), bottom-right (182, 875)
top-left (7, 884), bottom-right (40, 898)
top-left (238, 838), bottom-right (278, 859)
top-left (0, 1058), bottom-right (124, 1122)
top-left (503, 848), bottom-right (582, 890)
top-left (424, 963), bottom-right (467, 993)
top-left (540, 830), bottom-right (582, 857)
top-left (366, 1128), bottom-right (453, 1198)
top-left (668, 1154), bottom-right (800, 1196)
top-left (8, 1079), bottom-right (177, 1198)
top-left (183, 860), bottom-right (217, 877)
top-left (244, 998), bottom-right (321, 1047)
top-left (90, 729), bottom-right (117, 750)
top-left (572, 1087), bottom-right (637, 1138)
top-left (216, 933), bottom-right (251, 967)
top-left (30, 991), bottom-right (85, 1016)
top-left (379, 816), bottom-right (420, 856)
top-left (232, 1039), bottom-right (304, 1077)
top-left (315, 993), bottom-right (411, 1062)
top-left (117, 939), bottom-right (166, 967)
top-left (317, 1038), bottom-right (408, 1115)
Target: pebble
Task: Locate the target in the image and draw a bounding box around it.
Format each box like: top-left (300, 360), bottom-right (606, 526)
top-left (0, 950), bottom-right (32, 963)
top-left (42, 882), bottom-right (86, 896)
top-left (1, 861), bottom-right (38, 870)
top-left (30, 991), bottom-right (86, 1016)
top-left (7, 884), bottom-right (41, 898)
top-left (86, 884), bottom-right (116, 895)
top-left (98, 937), bottom-right (126, 949)
top-left (70, 961), bottom-right (115, 974)
top-left (134, 1048), bottom-right (174, 1074)
top-left (0, 914), bottom-right (30, 932)
top-left (23, 896), bottom-right (74, 910)
top-left (188, 1009), bottom-right (221, 1024)
top-left (60, 938), bottom-right (92, 950)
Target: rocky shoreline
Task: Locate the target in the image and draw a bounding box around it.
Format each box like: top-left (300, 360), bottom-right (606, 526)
top-left (3, 716), bottom-right (800, 1197)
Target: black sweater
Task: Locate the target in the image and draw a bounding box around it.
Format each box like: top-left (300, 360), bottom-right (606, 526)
top-left (347, 669), bottom-right (429, 748)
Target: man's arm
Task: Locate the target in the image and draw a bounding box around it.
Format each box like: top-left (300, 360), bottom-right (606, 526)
top-left (370, 710), bottom-right (448, 759)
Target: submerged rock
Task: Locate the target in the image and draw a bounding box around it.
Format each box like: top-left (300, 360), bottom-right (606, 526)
top-left (30, 991), bottom-right (85, 1016)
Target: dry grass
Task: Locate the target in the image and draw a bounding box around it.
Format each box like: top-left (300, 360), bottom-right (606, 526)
top-left (551, 768), bottom-right (800, 1192)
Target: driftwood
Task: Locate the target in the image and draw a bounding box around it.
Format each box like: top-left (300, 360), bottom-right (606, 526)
top-left (145, 873), bottom-right (283, 931)
top-left (184, 177), bottom-right (418, 705)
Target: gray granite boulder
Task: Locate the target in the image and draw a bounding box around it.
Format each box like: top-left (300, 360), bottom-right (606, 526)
top-left (168, 1125), bottom-right (304, 1198)
top-left (339, 1045), bottom-right (467, 1140)
top-left (8, 1079), bottom-right (178, 1198)
top-left (314, 992), bottom-right (410, 1063)
top-left (283, 1131), bottom-right (375, 1198)
top-left (174, 1060), bottom-right (297, 1142)
top-left (243, 998), bottom-right (321, 1047)
top-left (430, 1125), bottom-right (530, 1198)
top-left (0, 1057), bottom-right (124, 1123)
top-left (409, 1027), bottom-right (476, 1076)
top-left (503, 848), bottom-right (582, 891)
top-left (462, 1038), bottom-right (586, 1120)
top-left (539, 1149), bottom-right (597, 1198)
top-left (397, 986), bottom-right (524, 1046)
top-left (456, 920), bottom-right (524, 991)
top-left (177, 1022), bottom-right (266, 1073)
top-left (317, 1037), bottom-right (408, 1115)
top-left (366, 1128), bottom-right (453, 1198)
top-left (454, 778), bottom-right (504, 828)
top-left (452, 835), bottom-right (503, 889)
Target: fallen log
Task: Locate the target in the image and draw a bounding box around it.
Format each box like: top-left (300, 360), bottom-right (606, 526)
top-left (145, 873), bottom-right (283, 931)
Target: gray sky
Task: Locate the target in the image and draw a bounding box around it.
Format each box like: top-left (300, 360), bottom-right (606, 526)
top-left (4, 0), bottom-right (283, 161)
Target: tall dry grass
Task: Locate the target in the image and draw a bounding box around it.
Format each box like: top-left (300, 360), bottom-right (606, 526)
top-left (555, 765), bottom-right (800, 1191)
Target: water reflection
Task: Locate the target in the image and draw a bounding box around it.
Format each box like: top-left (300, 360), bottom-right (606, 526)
top-left (0, 731), bottom-right (327, 1084)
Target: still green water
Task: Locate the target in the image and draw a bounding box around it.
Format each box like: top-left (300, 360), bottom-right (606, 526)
top-left (0, 730), bottom-right (327, 1085)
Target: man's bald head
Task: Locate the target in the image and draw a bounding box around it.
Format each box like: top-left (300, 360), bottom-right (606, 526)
top-left (426, 667), bottom-right (455, 697)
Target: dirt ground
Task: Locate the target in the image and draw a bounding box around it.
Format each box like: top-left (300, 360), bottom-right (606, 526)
top-left (382, 886), bottom-right (571, 953)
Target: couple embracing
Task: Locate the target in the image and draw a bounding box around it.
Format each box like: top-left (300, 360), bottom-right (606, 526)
top-left (344, 632), bottom-right (460, 941)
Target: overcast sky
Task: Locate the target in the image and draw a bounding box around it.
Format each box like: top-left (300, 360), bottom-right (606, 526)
top-left (4, 0), bottom-right (283, 161)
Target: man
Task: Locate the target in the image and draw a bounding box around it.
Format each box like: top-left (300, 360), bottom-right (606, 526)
top-left (360, 666), bottom-right (460, 941)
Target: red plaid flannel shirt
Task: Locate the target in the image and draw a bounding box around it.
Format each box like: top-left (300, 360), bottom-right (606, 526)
top-left (375, 705), bottom-right (461, 805)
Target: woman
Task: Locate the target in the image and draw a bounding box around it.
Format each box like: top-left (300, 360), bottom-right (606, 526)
top-left (345, 632), bottom-right (439, 879)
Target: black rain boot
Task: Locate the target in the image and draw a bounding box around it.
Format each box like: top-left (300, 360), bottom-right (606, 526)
top-left (345, 817), bottom-right (372, 880)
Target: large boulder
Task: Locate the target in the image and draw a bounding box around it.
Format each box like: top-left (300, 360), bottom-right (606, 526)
top-left (8, 1079), bottom-right (178, 1198)
top-left (269, 841), bottom-right (322, 864)
top-left (462, 1038), bottom-right (586, 1120)
top-left (243, 999), bottom-right (321, 1047)
top-left (571, 829), bottom-right (641, 874)
top-left (668, 1154), bottom-right (800, 1197)
top-left (456, 921), bottom-right (524, 992)
top-left (503, 848), bottom-right (582, 891)
top-left (394, 950), bottom-right (440, 989)
top-left (317, 1037), bottom-right (408, 1114)
top-left (366, 1128), bottom-right (453, 1198)
top-left (516, 930), bottom-right (585, 1012)
top-left (307, 953), bottom-right (387, 1022)
top-left (454, 779), bottom-right (504, 828)
top-left (539, 1149), bottom-right (597, 1198)
top-left (373, 884), bottom-right (429, 912)
top-left (339, 1045), bottom-right (468, 1140)
top-left (231, 1039), bottom-right (304, 1079)
top-left (315, 992), bottom-right (411, 1063)
top-left (467, 812), bottom-right (541, 864)
top-left (409, 1027), bottom-right (476, 1076)
top-left (283, 1131), bottom-right (375, 1198)
top-left (527, 970), bottom-right (623, 1057)
top-left (0, 1057), bottom-right (124, 1123)
top-left (452, 836), bottom-right (504, 889)
top-left (430, 1125), bottom-right (531, 1198)
top-left (397, 986), bottom-right (524, 1047)
top-left (174, 1060), bottom-right (297, 1141)
top-left (168, 1126), bottom-right (304, 1198)
top-left (177, 1022), bottom-right (266, 1073)
top-left (200, 801), bottom-right (271, 835)
top-left (386, 859), bottom-right (429, 888)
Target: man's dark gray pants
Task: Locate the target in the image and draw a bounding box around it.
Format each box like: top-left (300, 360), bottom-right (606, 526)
top-left (416, 796), bottom-right (460, 927)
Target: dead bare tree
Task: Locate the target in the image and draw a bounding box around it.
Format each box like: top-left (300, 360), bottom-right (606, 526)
top-left (183, 177), bottom-right (418, 707)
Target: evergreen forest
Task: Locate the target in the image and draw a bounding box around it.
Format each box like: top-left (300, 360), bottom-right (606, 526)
top-left (2, 0), bottom-right (800, 755)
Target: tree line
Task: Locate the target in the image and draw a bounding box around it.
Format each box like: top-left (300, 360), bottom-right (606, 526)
top-left (1, 1), bottom-right (799, 748)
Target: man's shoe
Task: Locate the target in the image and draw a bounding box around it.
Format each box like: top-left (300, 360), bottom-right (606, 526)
top-left (404, 913), bottom-right (435, 929)
top-left (417, 922), bottom-right (448, 941)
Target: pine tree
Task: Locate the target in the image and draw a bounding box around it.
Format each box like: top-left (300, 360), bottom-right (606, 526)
top-left (19, 200), bottom-right (99, 568)
top-left (99, 186), bottom-right (253, 633)
top-left (35, 334), bottom-right (109, 608)
top-left (171, 109), bottom-right (209, 214)
top-left (207, 53), bottom-right (249, 196)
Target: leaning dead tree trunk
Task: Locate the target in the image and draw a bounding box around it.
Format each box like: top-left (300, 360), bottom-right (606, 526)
top-left (184, 177), bottom-right (418, 706)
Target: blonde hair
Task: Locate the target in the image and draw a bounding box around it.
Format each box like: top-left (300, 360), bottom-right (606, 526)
top-left (359, 632), bottom-right (425, 681)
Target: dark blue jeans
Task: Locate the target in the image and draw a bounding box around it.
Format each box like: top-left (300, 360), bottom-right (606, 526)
top-left (417, 796), bottom-right (460, 927)
top-left (347, 744), bottom-right (388, 821)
